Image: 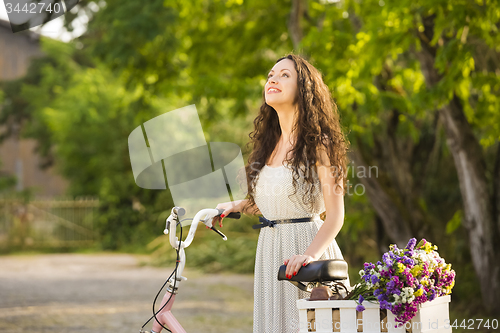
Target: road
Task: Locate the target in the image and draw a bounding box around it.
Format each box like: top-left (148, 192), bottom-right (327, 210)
top-left (0, 253), bottom-right (254, 333)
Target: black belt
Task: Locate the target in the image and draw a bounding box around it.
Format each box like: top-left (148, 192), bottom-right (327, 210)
top-left (252, 216), bottom-right (320, 229)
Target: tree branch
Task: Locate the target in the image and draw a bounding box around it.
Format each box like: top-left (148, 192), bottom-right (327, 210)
top-left (349, 149), bottom-right (413, 248)
top-left (288, 0), bottom-right (306, 51)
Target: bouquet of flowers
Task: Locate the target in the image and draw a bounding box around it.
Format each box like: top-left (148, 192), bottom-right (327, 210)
top-left (347, 238), bottom-right (455, 326)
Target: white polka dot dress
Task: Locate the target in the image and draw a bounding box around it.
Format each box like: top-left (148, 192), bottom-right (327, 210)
top-left (252, 162), bottom-right (349, 333)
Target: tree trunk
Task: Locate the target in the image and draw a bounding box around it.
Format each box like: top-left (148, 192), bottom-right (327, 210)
top-left (414, 14), bottom-right (500, 315)
top-left (438, 96), bottom-right (500, 314)
top-left (288, 0), bottom-right (305, 51)
top-left (494, 142), bottom-right (500, 238)
top-left (349, 148), bottom-right (413, 248)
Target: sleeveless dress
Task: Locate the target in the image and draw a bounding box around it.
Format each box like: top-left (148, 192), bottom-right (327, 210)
top-left (252, 162), bottom-right (349, 333)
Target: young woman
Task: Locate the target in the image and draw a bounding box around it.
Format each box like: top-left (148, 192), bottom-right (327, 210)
top-left (214, 53), bottom-right (350, 333)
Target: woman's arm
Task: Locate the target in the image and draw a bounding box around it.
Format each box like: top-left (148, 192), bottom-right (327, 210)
top-left (215, 198), bottom-right (262, 227)
top-left (302, 162), bottom-right (344, 260)
top-left (241, 198), bottom-right (262, 215)
top-left (284, 148), bottom-right (345, 278)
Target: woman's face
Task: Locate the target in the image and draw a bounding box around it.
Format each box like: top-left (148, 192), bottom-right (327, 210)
top-left (264, 58), bottom-right (298, 108)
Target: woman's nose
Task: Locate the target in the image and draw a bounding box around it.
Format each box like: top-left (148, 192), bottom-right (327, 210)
top-left (268, 75), bottom-right (277, 84)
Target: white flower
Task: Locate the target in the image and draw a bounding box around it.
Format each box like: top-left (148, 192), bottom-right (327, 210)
top-left (402, 287), bottom-right (413, 296)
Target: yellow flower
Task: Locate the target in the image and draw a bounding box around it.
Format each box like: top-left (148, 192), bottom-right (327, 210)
top-left (411, 266), bottom-right (422, 277)
top-left (414, 288), bottom-right (424, 297)
top-left (423, 243), bottom-right (433, 253)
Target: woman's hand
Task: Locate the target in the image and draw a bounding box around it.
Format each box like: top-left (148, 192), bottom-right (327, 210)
top-left (283, 254), bottom-right (315, 279)
top-left (212, 200), bottom-right (245, 228)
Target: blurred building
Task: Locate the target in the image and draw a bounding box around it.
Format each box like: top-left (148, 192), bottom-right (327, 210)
top-left (0, 19), bottom-right (68, 197)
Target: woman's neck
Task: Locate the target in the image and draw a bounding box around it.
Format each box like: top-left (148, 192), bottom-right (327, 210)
top-left (275, 105), bottom-right (298, 145)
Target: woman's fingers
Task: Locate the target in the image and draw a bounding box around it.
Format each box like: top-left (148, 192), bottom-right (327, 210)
top-left (285, 255), bottom-right (311, 278)
top-left (303, 256), bottom-right (311, 266)
top-left (292, 261), bottom-right (302, 278)
top-left (285, 257), bottom-right (298, 278)
top-left (214, 200), bottom-right (240, 228)
top-left (214, 215), bottom-right (223, 228)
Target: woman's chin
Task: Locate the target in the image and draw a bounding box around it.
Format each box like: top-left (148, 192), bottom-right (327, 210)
top-left (265, 99), bottom-right (287, 108)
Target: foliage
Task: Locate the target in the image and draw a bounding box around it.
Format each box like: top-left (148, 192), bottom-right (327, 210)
top-left (0, 0), bottom-right (499, 317)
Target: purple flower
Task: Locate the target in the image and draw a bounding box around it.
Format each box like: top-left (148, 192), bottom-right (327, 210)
top-left (387, 278), bottom-right (397, 292)
top-left (382, 253), bottom-right (393, 267)
top-left (379, 300), bottom-right (391, 310)
top-left (364, 262), bottom-right (375, 270)
top-left (402, 257), bottom-right (414, 266)
top-left (371, 275), bottom-right (379, 285)
top-left (405, 238), bottom-right (417, 251)
top-left (356, 304), bottom-right (366, 312)
top-left (358, 295), bottom-right (364, 303)
top-left (429, 289), bottom-right (437, 301)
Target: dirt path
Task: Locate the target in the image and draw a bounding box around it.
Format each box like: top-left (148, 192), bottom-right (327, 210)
top-left (0, 253), bottom-right (254, 333)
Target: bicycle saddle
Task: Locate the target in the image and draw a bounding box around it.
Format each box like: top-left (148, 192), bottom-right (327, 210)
top-left (277, 259), bottom-right (348, 292)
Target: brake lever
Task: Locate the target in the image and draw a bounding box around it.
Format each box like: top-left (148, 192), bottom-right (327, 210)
top-left (210, 226), bottom-right (227, 241)
top-left (202, 209), bottom-right (242, 240)
top-left (205, 211), bottom-right (240, 241)
top-left (201, 213), bottom-right (228, 240)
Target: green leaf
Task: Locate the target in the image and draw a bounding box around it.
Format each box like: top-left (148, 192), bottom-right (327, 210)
top-left (446, 210), bottom-right (463, 234)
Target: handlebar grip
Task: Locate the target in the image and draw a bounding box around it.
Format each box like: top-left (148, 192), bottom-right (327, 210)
top-left (217, 208), bottom-right (241, 219)
top-left (225, 212), bottom-right (241, 219)
top-left (173, 207), bottom-right (185, 216)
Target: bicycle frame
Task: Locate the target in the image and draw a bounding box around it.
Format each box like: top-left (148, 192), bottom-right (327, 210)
top-left (142, 206), bottom-right (231, 333)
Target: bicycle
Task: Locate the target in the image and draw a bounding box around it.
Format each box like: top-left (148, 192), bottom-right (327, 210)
top-left (139, 205), bottom-right (349, 333)
top-left (139, 206), bottom-right (241, 333)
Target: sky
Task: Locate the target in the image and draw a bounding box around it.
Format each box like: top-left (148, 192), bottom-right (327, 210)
top-left (0, 0), bottom-right (92, 42)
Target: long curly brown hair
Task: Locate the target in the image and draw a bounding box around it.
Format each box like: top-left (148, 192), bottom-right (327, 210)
top-left (241, 53), bottom-right (350, 220)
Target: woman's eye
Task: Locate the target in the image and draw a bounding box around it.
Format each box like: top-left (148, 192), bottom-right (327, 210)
top-left (267, 73), bottom-right (288, 78)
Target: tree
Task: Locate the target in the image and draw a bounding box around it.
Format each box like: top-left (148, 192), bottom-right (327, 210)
top-left (298, 0), bottom-right (500, 314)
top-left (2, 0), bottom-right (499, 314)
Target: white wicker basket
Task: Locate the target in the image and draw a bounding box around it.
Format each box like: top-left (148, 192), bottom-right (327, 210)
top-left (296, 295), bottom-right (452, 333)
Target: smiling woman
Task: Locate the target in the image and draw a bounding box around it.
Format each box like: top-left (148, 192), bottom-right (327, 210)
top-left (214, 53), bottom-right (351, 333)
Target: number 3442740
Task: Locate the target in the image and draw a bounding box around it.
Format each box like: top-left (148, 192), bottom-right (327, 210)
top-left (5, 2), bottom-right (63, 14)
top-left (445, 319), bottom-right (498, 330)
